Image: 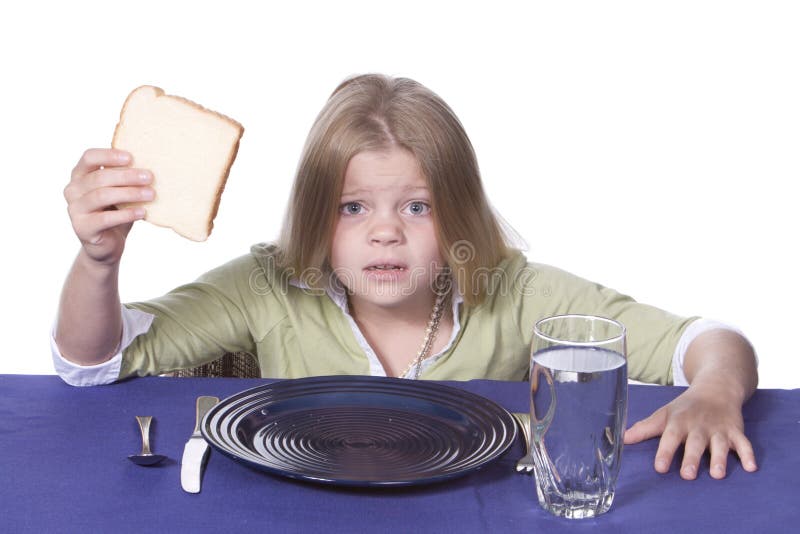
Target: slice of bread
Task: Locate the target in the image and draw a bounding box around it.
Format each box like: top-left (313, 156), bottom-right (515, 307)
top-left (112, 85), bottom-right (244, 241)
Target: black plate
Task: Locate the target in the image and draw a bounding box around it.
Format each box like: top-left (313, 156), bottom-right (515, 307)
top-left (201, 375), bottom-right (517, 486)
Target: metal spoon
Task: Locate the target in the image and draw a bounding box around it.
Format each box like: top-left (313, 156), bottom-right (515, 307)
top-left (128, 415), bottom-right (166, 466)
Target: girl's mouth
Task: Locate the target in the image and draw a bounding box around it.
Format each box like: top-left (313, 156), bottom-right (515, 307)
top-left (363, 264), bottom-right (409, 282)
top-left (366, 265), bottom-right (405, 271)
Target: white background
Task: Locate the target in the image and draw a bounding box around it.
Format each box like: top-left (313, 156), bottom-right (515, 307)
top-left (1, 1), bottom-right (797, 387)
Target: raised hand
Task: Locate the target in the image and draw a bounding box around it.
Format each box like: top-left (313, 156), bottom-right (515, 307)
top-left (64, 148), bottom-right (152, 265)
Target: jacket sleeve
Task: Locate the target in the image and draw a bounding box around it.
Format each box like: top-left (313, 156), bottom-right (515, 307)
top-left (507, 256), bottom-right (698, 384)
top-left (119, 251), bottom-right (284, 379)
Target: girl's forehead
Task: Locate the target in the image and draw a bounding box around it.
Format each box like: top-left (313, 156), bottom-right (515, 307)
top-left (342, 148), bottom-right (428, 194)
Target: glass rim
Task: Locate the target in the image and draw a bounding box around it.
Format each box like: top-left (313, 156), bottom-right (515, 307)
top-left (533, 314), bottom-right (626, 347)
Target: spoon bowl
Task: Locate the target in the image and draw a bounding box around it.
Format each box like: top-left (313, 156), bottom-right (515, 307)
top-left (128, 451), bottom-right (167, 466)
top-left (128, 415), bottom-right (166, 466)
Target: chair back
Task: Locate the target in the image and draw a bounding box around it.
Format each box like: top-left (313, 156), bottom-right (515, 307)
top-left (172, 352), bottom-right (260, 378)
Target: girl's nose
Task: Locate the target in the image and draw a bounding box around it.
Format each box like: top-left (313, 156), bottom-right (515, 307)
top-left (368, 215), bottom-right (403, 245)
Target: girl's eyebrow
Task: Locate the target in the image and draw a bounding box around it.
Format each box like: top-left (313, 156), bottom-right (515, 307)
top-left (341, 185), bottom-right (429, 196)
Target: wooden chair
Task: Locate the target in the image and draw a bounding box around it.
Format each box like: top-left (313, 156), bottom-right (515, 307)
top-left (172, 351), bottom-right (260, 378)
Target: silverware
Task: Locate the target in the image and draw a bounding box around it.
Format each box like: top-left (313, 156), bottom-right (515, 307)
top-left (511, 412), bottom-right (534, 474)
top-left (128, 415), bottom-right (166, 466)
top-left (181, 396), bottom-right (220, 493)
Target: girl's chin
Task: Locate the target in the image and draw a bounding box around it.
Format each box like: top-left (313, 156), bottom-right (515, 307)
top-left (346, 275), bottom-right (434, 308)
top-left (336, 267), bottom-right (442, 305)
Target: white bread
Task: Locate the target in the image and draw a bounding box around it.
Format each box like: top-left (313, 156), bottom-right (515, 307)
top-left (112, 85), bottom-right (244, 241)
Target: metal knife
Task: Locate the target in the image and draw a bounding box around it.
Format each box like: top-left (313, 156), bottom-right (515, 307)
top-left (181, 396), bottom-right (219, 493)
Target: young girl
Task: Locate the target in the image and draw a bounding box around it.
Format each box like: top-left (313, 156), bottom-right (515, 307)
top-left (55, 73), bottom-right (758, 482)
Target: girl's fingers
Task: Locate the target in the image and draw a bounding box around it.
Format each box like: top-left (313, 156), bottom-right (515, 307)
top-left (624, 406), bottom-right (667, 444)
top-left (65, 167), bottom-right (151, 203)
top-left (708, 432), bottom-right (730, 479)
top-left (654, 425), bottom-right (684, 474)
top-left (679, 431), bottom-right (708, 480)
top-left (71, 149), bottom-right (131, 181)
top-left (731, 431), bottom-right (758, 472)
top-left (72, 185), bottom-right (154, 215)
top-left (87, 167), bottom-right (152, 191)
top-left (75, 208), bottom-right (145, 244)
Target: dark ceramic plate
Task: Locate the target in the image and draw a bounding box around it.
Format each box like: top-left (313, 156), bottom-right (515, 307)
top-left (201, 375), bottom-right (516, 486)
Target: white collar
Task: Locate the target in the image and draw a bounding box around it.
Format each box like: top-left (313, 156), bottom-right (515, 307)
top-left (288, 276), bottom-right (463, 377)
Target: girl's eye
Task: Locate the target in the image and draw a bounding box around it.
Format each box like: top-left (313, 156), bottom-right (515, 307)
top-left (340, 202), bottom-right (364, 215)
top-left (406, 201), bottom-right (430, 216)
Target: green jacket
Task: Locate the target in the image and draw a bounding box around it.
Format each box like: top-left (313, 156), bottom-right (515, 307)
top-left (122, 244), bottom-right (696, 384)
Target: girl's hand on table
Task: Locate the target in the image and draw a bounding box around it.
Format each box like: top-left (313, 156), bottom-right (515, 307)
top-left (624, 381), bottom-right (758, 480)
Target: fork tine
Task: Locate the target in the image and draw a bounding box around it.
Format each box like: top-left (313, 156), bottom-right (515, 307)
top-left (511, 412), bottom-right (535, 474)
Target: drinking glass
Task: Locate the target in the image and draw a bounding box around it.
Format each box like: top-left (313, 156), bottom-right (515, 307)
top-left (529, 314), bottom-right (627, 519)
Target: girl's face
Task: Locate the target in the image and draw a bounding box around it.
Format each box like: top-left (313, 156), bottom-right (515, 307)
top-left (330, 147), bottom-right (444, 313)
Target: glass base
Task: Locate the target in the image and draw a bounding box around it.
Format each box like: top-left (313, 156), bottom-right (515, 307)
top-left (536, 487), bottom-right (615, 519)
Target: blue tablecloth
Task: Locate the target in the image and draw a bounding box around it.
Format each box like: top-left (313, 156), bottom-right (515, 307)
top-left (0, 375), bottom-right (797, 533)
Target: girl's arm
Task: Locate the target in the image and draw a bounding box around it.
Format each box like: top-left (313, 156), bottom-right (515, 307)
top-left (624, 329), bottom-right (759, 479)
top-left (55, 149), bottom-right (150, 365)
top-left (56, 251), bottom-right (124, 365)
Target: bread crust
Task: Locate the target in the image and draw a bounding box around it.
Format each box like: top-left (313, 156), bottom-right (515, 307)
top-left (205, 135), bottom-right (242, 238)
top-left (111, 85), bottom-right (244, 241)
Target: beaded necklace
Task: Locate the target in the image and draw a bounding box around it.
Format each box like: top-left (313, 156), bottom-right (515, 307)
top-left (399, 288), bottom-right (449, 379)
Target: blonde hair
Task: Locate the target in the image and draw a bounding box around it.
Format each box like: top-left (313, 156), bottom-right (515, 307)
top-left (277, 73), bottom-right (512, 306)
